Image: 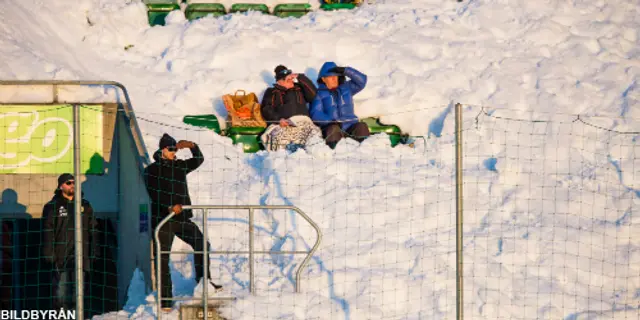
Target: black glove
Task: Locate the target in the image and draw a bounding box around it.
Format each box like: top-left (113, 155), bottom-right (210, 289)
top-left (329, 67), bottom-right (346, 74)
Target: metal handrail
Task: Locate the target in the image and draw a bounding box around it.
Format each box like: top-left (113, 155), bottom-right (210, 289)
top-left (153, 205), bottom-right (322, 319)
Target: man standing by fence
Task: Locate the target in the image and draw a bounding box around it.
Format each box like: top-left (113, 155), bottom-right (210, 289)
top-left (143, 133), bottom-right (222, 311)
top-left (41, 173), bottom-right (99, 310)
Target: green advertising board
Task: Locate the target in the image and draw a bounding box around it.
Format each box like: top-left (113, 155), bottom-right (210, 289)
top-left (0, 105), bottom-right (104, 174)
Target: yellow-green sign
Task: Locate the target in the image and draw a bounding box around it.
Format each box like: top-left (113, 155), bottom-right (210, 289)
top-left (0, 105), bottom-right (104, 174)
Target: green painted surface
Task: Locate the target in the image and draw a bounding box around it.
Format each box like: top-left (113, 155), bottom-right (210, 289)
top-left (229, 134), bottom-right (262, 153)
top-left (0, 105), bottom-right (104, 174)
top-left (273, 3), bottom-right (312, 18)
top-left (227, 126), bottom-right (265, 135)
top-left (182, 115), bottom-right (222, 133)
top-left (361, 117), bottom-right (406, 147)
top-left (229, 3), bottom-right (270, 14)
top-left (228, 126), bottom-right (265, 153)
top-left (185, 3), bottom-right (226, 21)
top-left (147, 3), bottom-right (180, 26)
top-left (320, 3), bottom-right (356, 11)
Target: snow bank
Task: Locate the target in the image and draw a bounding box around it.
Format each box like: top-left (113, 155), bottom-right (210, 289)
top-left (0, 0), bottom-right (638, 319)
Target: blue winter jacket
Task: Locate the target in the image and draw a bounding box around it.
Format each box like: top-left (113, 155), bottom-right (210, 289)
top-left (310, 62), bottom-right (367, 131)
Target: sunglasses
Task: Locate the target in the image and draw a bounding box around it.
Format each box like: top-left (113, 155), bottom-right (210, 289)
top-left (166, 146), bottom-right (177, 152)
top-left (64, 181), bottom-right (75, 186)
top-left (278, 69), bottom-right (292, 77)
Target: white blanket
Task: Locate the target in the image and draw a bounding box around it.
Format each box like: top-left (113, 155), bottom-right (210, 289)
top-left (261, 115), bottom-right (322, 152)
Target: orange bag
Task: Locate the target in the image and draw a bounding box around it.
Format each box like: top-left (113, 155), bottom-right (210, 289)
top-left (222, 90), bottom-right (267, 128)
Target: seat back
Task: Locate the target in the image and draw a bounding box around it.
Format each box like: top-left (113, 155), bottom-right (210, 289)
top-left (183, 115), bottom-right (222, 134)
top-left (361, 117), bottom-right (407, 147)
top-left (229, 3), bottom-right (270, 14)
top-left (146, 2), bottom-right (181, 26)
top-left (273, 3), bottom-right (312, 18)
top-left (185, 3), bottom-right (226, 21)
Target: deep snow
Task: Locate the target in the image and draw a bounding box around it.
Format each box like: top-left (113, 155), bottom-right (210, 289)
top-left (0, 0), bottom-right (638, 319)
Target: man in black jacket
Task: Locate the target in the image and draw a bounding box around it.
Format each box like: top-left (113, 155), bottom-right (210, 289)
top-left (259, 65), bottom-right (322, 151)
top-left (143, 133), bottom-right (221, 310)
top-left (261, 65), bottom-right (317, 126)
top-left (42, 173), bottom-right (99, 310)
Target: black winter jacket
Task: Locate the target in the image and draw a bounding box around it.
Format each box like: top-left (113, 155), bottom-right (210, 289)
top-left (260, 74), bottom-right (317, 123)
top-left (42, 192), bottom-right (98, 271)
top-left (143, 144), bottom-right (204, 222)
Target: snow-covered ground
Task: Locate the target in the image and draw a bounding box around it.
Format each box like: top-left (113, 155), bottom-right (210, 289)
top-left (1, 0), bottom-right (639, 319)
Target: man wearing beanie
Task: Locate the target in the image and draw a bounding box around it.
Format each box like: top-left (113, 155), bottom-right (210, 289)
top-left (42, 173), bottom-right (99, 310)
top-left (142, 133), bottom-right (222, 310)
top-left (259, 65), bottom-right (322, 151)
top-left (261, 65), bottom-right (317, 125)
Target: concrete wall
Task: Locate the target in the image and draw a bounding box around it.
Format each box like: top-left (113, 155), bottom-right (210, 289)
top-left (117, 112), bottom-right (152, 306)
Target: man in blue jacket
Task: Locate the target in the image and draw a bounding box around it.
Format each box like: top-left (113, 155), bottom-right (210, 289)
top-left (310, 62), bottom-right (369, 148)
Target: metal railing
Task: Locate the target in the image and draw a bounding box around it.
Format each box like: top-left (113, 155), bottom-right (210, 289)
top-left (153, 205), bottom-right (323, 320)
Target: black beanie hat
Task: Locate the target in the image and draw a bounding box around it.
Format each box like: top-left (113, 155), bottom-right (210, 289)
top-left (159, 133), bottom-right (177, 150)
top-left (57, 173), bottom-right (74, 188)
top-left (274, 65), bottom-right (292, 81)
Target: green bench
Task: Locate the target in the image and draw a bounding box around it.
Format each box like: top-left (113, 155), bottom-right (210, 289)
top-left (273, 3), bottom-right (312, 18)
top-left (185, 3), bottom-right (226, 21)
top-left (229, 3), bottom-right (270, 15)
top-left (227, 126), bottom-right (265, 153)
top-left (360, 117), bottom-right (408, 147)
top-left (182, 115), bottom-right (408, 153)
top-left (319, 3), bottom-right (357, 11)
top-left (146, 2), bottom-right (363, 26)
top-left (146, 2), bottom-right (181, 26)
top-left (183, 114), bottom-right (222, 134)
top-left (183, 115), bottom-right (264, 152)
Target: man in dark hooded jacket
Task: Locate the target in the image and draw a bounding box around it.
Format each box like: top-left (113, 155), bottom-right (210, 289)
top-left (143, 133), bottom-right (221, 310)
top-left (42, 173), bottom-right (99, 310)
top-left (261, 65), bottom-right (317, 126)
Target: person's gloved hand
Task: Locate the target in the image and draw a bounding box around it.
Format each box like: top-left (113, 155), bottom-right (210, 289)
top-left (176, 140), bottom-right (195, 149)
top-left (169, 204), bottom-right (183, 215)
top-left (329, 67), bottom-right (346, 74)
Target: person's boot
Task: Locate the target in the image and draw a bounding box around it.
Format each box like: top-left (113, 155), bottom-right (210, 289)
top-left (211, 281), bottom-right (223, 291)
top-left (160, 299), bottom-right (173, 312)
top-left (194, 279), bottom-right (224, 297)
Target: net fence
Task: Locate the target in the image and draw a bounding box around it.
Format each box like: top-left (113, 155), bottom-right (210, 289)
top-left (462, 106), bottom-right (639, 319)
top-left (1, 95), bottom-right (638, 320)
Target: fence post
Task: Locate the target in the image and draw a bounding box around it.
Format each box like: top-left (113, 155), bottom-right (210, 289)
top-left (455, 102), bottom-right (464, 320)
top-left (73, 104), bottom-right (84, 320)
top-left (203, 210), bottom-right (208, 320)
top-left (249, 208), bottom-right (255, 295)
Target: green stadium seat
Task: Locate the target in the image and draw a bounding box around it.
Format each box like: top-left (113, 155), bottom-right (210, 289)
top-left (361, 117), bottom-right (408, 147)
top-left (146, 2), bottom-right (181, 26)
top-left (319, 3), bottom-right (357, 11)
top-left (227, 126), bottom-right (265, 153)
top-left (182, 115), bottom-right (222, 134)
top-left (229, 3), bottom-right (270, 15)
top-left (185, 3), bottom-right (227, 21)
top-left (273, 3), bottom-right (312, 18)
